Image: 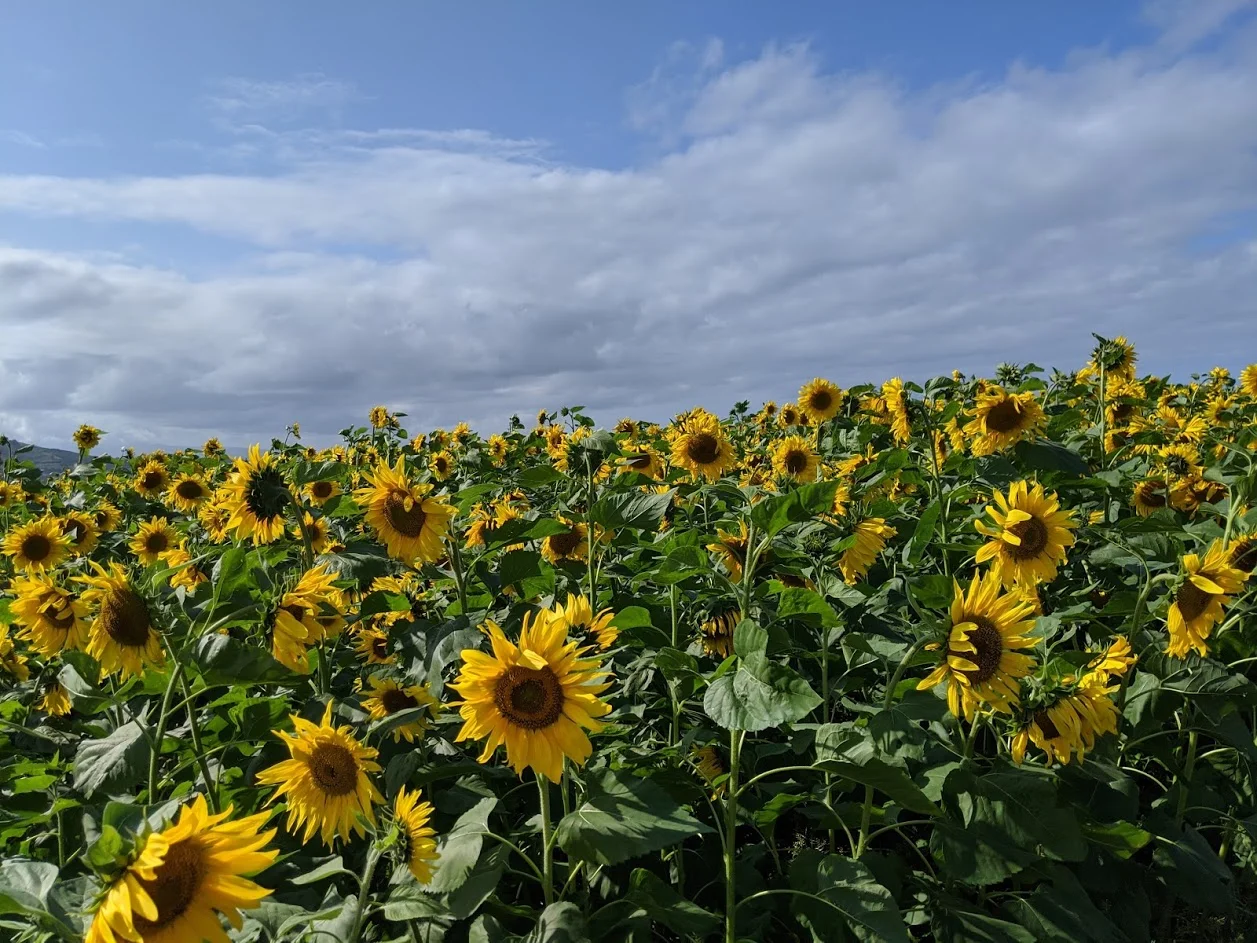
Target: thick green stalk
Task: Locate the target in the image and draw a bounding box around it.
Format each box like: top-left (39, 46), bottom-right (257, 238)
top-left (723, 729), bottom-right (743, 943)
top-left (539, 774), bottom-right (555, 905)
top-left (447, 536), bottom-right (470, 615)
top-left (177, 671), bottom-right (219, 813)
top-left (147, 662), bottom-right (184, 801)
top-left (346, 845), bottom-right (382, 943)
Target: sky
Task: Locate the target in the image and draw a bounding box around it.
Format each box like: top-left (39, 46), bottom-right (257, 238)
top-left (2, 0), bottom-right (1257, 450)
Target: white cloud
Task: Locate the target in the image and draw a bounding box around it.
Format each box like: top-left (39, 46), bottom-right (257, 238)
top-left (2, 15), bottom-right (1257, 449)
top-left (207, 74), bottom-right (362, 128)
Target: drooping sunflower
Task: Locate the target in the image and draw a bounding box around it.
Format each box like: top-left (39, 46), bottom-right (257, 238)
top-left (1011, 671), bottom-right (1120, 766)
top-left (361, 676), bottom-right (440, 742)
top-left (541, 519), bottom-right (589, 565)
top-left (963, 386), bottom-right (1046, 456)
top-left (975, 481), bottom-right (1077, 587)
top-left (80, 563), bottom-right (164, 679)
top-left (916, 570), bottom-right (1038, 720)
top-left (257, 701), bottom-right (384, 846)
top-left (130, 517), bottom-right (177, 566)
top-left (38, 682), bottom-right (72, 717)
top-left (451, 614), bottom-right (612, 782)
top-left (1241, 364), bottom-right (1257, 398)
top-left (9, 574), bottom-right (89, 656)
top-left (304, 479), bottom-right (341, 506)
top-left (707, 523), bottom-right (753, 582)
top-left (464, 504), bottom-right (496, 549)
top-left (549, 594), bottom-right (618, 650)
top-left (393, 788), bottom-right (440, 882)
top-left (669, 410), bottom-right (737, 482)
top-left (881, 378), bottom-right (912, 445)
top-left (1132, 478), bottom-right (1170, 517)
top-left (355, 457), bottom-right (456, 564)
top-left (133, 460), bottom-right (170, 498)
top-left (84, 794), bottom-right (278, 943)
top-left (202, 437), bottom-right (225, 456)
top-left (270, 565), bottom-right (345, 673)
top-left (61, 510), bottom-right (100, 555)
top-left (839, 518), bottom-right (897, 585)
top-left (167, 474), bottom-right (211, 514)
top-left (797, 378), bottom-right (843, 424)
top-left (701, 610), bottom-right (739, 658)
top-left (1166, 540), bottom-right (1249, 659)
top-left (220, 445), bottom-right (291, 545)
top-left (1084, 635), bottom-right (1138, 684)
top-left (2, 517), bottom-right (70, 573)
top-left (771, 435), bottom-right (820, 483)
top-left (694, 745), bottom-right (728, 799)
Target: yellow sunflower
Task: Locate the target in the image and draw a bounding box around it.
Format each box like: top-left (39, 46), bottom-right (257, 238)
top-left (2, 517), bottom-right (70, 573)
top-left (881, 378), bottom-right (912, 445)
top-left (369, 405), bottom-right (395, 429)
top-left (797, 378), bottom-right (843, 424)
top-left (73, 424), bottom-right (102, 451)
top-left (293, 512), bottom-right (331, 554)
top-left (1133, 479), bottom-right (1169, 517)
top-left (451, 613), bottom-right (612, 782)
top-left (202, 437), bottom-right (225, 456)
top-left (85, 794), bottom-right (277, 943)
top-left (257, 701), bottom-right (383, 846)
top-left (1166, 540), bottom-right (1249, 659)
top-left (394, 787), bottom-right (440, 882)
top-left (706, 522), bottom-right (771, 583)
top-left (362, 676), bottom-right (440, 742)
top-left (167, 474), bottom-right (211, 513)
top-left (38, 682), bottom-right (72, 717)
top-left (94, 501), bottom-right (123, 533)
top-left (130, 517), bottom-right (177, 566)
top-left (1241, 364), bottom-right (1257, 397)
top-left (669, 410), bottom-right (737, 482)
top-left (839, 518), bottom-right (897, 585)
top-left (79, 563), bottom-right (164, 679)
top-left (694, 745), bottom-right (728, 799)
top-left (975, 481), bottom-right (1077, 587)
top-left (778, 404), bottom-right (804, 428)
top-left (304, 479), bottom-right (341, 506)
top-left (220, 446), bottom-right (291, 544)
top-left (354, 626), bottom-right (395, 665)
top-left (1228, 534), bottom-right (1257, 575)
top-left (772, 435), bottom-right (820, 483)
top-left (355, 457), bottom-right (456, 564)
top-left (963, 386), bottom-right (1045, 456)
top-left (487, 434), bottom-right (509, 466)
top-left (619, 446), bottom-right (664, 480)
top-left (133, 460), bottom-right (170, 498)
top-left (270, 565), bottom-right (345, 673)
top-left (199, 500), bottom-right (232, 543)
top-left (0, 624), bottom-right (30, 681)
top-left (541, 519), bottom-right (589, 565)
top-left (0, 480), bottom-right (23, 508)
top-left (61, 510), bottom-right (100, 555)
top-left (9, 574), bottom-right (89, 656)
top-left (548, 594), bottom-right (618, 650)
top-left (701, 610), bottom-right (738, 658)
top-left (161, 542), bottom-right (209, 593)
top-left (429, 450), bottom-right (455, 481)
top-left (1011, 672), bottom-right (1120, 766)
top-left (916, 570), bottom-right (1038, 720)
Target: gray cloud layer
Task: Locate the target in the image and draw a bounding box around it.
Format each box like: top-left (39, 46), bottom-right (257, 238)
top-left (2, 15), bottom-right (1257, 450)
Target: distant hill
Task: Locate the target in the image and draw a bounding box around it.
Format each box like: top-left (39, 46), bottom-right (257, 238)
top-left (1, 440), bottom-right (80, 478)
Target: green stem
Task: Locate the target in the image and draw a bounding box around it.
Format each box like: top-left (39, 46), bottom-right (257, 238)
top-left (447, 537), bottom-right (470, 615)
top-left (586, 458), bottom-right (597, 612)
top-left (177, 671), bottom-right (219, 813)
top-left (819, 624), bottom-right (830, 723)
top-left (147, 662), bottom-right (184, 801)
top-left (539, 774), bottom-right (555, 906)
top-left (346, 845), bottom-right (382, 943)
top-left (854, 784), bottom-right (874, 858)
top-left (724, 729), bottom-right (743, 943)
top-left (669, 584), bottom-right (682, 746)
top-left (1175, 728), bottom-right (1199, 827)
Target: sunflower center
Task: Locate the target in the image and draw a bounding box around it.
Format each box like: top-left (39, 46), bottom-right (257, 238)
top-left (21, 534), bottom-right (52, 562)
top-left (1111, 403), bottom-right (1135, 424)
top-left (494, 665), bottom-right (564, 730)
top-left (131, 837), bottom-right (206, 933)
top-left (1139, 484), bottom-right (1167, 509)
top-left (244, 466), bottom-right (289, 521)
top-left (1165, 455), bottom-right (1191, 477)
top-left (308, 742), bottom-right (360, 796)
top-left (145, 531), bottom-right (170, 555)
top-left (140, 471), bottom-right (164, 491)
top-left (548, 530), bottom-right (582, 557)
top-left (1175, 580), bottom-right (1214, 623)
top-left (371, 635), bottom-right (390, 659)
top-left (1033, 710), bottom-right (1060, 740)
top-left (381, 688), bottom-right (418, 713)
top-left (784, 449), bottom-right (809, 475)
top-left (102, 589), bottom-right (152, 648)
top-left (628, 454), bottom-right (652, 470)
top-left (957, 617), bottom-right (1004, 684)
top-left (384, 490), bottom-right (428, 537)
top-left (686, 433), bottom-right (720, 465)
top-left (1230, 540), bottom-right (1257, 574)
top-left (311, 481), bottom-right (334, 499)
top-left (175, 480), bottom-right (205, 500)
top-left (66, 520), bottom-right (89, 544)
top-left (45, 598), bottom-right (77, 630)
top-left (985, 398), bottom-right (1024, 434)
top-left (809, 390), bottom-right (833, 412)
top-left (1006, 516), bottom-right (1048, 560)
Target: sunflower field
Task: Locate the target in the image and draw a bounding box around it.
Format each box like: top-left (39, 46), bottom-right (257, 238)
top-left (3, 336), bottom-right (1257, 943)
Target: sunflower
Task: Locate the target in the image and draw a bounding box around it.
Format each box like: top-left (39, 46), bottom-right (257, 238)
top-left (1079, 334), bottom-right (1137, 382)
top-left (1228, 534), bottom-right (1257, 574)
top-left (916, 571), bottom-right (1038, 720)
top-left (541, 519), bottom-right (589, 565)
top-left (369, 405), bottom-right (395, 429)
top-left (778, 404), bottom-right (804, 427)
top-left (167, 474), bottom-right (211, 513)
top-left (355, 626), bottom-right (395, 665)
top-left (199, 500), bottom-right (232, 542)
top-left (694, 745), bottom-right (728, 799)
top-left (161, 542), bottom-right (209, 593)
top-left (38, 682), bottom-right (72, 717)
top-left (839, 518), bottom-right (897, 585)
top-left (464, 504), bottom-right (496, 549)
top-left (1133, 479), bottom-right (1169, 517)
top-left (619, 446), bottom-right (664, 480)
top-left (391, 787), bottom-right (440, 882)
top-left (202, 437), bottom-right (225, 456)
top-left (451, 613), bottom-right (612, 782)
top-left (549, 594), bottom-right (618, 650)
top-left (362, 676), bottom-right (440, 742)
top-left (220, 446), bottom-right (290, 545)
top-left (9, 574), bottom-right (89, 656)
top-left (487, 434), bottom-right (510, 466)
top-left (670, 409), bottom-right (736, 482)
top-left (0, 624), bottom-right (29, 681)
top-left (1011, 672), bottom-right (1120, 766)
top-left (1085, 635), bottom-right (1138, 683)
top-left (257, 701), bottom-right (383, 846)
top-left (2, 517), bottom-right (70, 572)
top-left (963, 387), bottom-right (1045, 456)
top-left (79, 564), bottom-right (163, 679)
top-left (270, 565), bottom-right (345, 673)
top-left (355, 458), bottom-right (456, 564)
top-left (772, 435), bottom-right (820, 483)
top-left (294, 512), bottom-right (331, 554)
top-left (429, 451), bottom-right (455, 481)
top-left (0, 480), bottom-right (22, 508)
top-left (84, 794), bottom-right (278, 943)
top-left (701, 610), bottom-right (738, 658)
top-left (1157, 443), bottom-right (1203, 482)
top-left (61, 510), bottom-right (100, 555)
top-left (1166, 539), bottom-right (1249, 659)
top-left (304, 479), bottom-right (341, 506)
top-left (130, 517), bottom-right (177, 566)
top-left (1241, 364), bottom-right (1257, 398)
top-left (706, 522), bottom-right (772, 583)
top-left (798, 378), bottom-right (843, 424)
top-left (133, 460), bottom-right (170, 498)
top-left (975, 481), bottom-right (1077, 587)
top-left (73, 424), bottom-right (103, 451)
top-left (94, 501), bottom-right (123, 532)
top-left (881, 378), bottom-right (912, 445)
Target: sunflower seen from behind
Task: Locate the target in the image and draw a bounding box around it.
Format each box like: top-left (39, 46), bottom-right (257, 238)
top-left (2, 517), bottom-right (70, 573)
top-left (85, 794), bottom-right (277, 943)
top-left (355, 457), bottom-right (455, 564)
top-left (80, 563), bottom-right (164, 680)
top-left (975, 480), bottom-right (1077, 587)
top-left (451, 613), bottom-right (612, 782)
top-left (257, 701), bottom-right (384, 846)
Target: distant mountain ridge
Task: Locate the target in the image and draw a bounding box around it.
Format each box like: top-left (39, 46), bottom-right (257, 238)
top-left (1, 439), bottom-right (80, 477)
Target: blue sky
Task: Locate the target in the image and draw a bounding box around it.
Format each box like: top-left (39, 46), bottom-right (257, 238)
top-left (2, 1), bottom-right (1256, 448)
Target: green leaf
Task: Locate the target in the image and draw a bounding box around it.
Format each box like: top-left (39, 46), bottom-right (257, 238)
top-left (499, 549), bottom-right (543, 587)
top-left (359, 590), bottom-right (412, 618)
top-left (933, 907), bottom-right (1036, 943)
top-left (524, 902), bottom-right (591, 943)
top-left (192, 633), bottom-right (290, 685)
top-left (292, 856), bottom-right (354, 885)
top-left (1013, 440), bottom-right (1090, 476)
top-left (210, 546), bottom-right (251, 599)
top-left (1153, 824), bottom-right (1234, 913)
top-left (777, 587), bottom-right (839, 628)
top-left (703, 651), bottom-right (821, 732)
top-left (907, 500), bottom-right (942, 564)
top-left (750, 480), bottom-right (841, 537)
top-left (0, 859), bottom-right (58, 918)
top-left (1002, 874), bottom-right (1124, 943)
top-left (626, 868), bottom-right (721, 938)
top-left (789, 850), bottom-right (911, 943)
top-left (517, 466), bottom-right (564, 488)
top-left (555, 768), bottom-right (713, 866)
top-left (733, 619), bottom-right (769, 658)
top-left (424, 797), bottom-right (497, 893)
top-left (609, 606), bottom-right (653, 631)
top-left (590, 489), bottom-right (674, 531)
top-left (817, 757), bottom-right (939, 816)
top-left (73, 721), bottom-right (150, 799)
top-left (1081, 820), bottom-right (1151, 859)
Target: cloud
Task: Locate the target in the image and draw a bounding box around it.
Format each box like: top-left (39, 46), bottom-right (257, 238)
top-left (207, 74), bottom-right (363, 128)
top-left (0, 130), bottom-right (45, 148)
top-left (2, 15), bottom-right (1257, 449)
